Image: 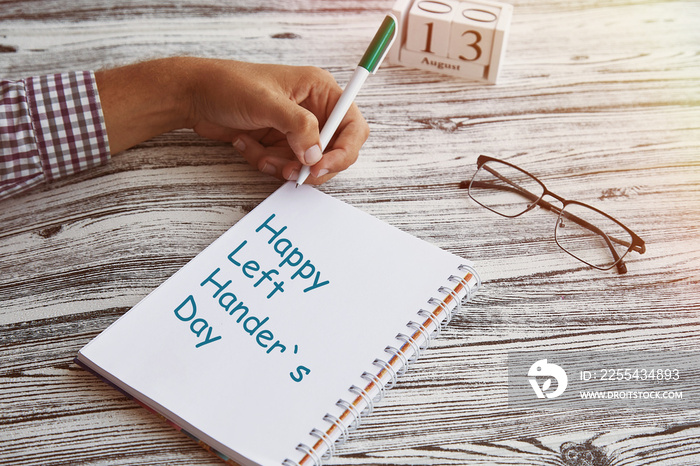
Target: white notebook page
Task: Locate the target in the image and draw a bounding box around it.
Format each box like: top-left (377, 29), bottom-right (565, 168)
top-left (79, 182), bottom-right (467, 466)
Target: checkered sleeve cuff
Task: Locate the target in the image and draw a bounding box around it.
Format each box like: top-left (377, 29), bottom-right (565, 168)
top-left (26, 71), bottom-right (110, 182)
top-left (0, 71), bottom-right (110, 200)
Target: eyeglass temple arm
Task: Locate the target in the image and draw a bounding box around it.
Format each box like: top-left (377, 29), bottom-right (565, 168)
top-left (473, 170), bottom-right (644, 255)
top-left (470, 179), bottom-right (628, 273)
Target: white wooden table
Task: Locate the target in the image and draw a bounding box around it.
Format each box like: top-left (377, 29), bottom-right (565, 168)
top-left (1, 1), bottom-right (699, 465)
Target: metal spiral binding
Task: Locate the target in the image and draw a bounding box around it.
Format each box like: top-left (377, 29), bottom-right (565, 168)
top-left (372, 358), bottom-right (398, 390)
top-left (448, 274), bottom-right (471, 297)
top-left (284, 264), bottom-right (480, 466)
top-left (439, 285), bottom-right (463, 325)
top-left (396, 332), bottom-right (422, 363)
top-left (295, 443), bottom-right (321, 466)
top-left (416, 308), bottom-right (442, 338)
top-left (384, 345), bottom-right (409, 376)
top-left (462, 264), bottom-right (481, 287)
top-left (335, 399), bottom-right (362, 431)
top-left (349, 384), bottom-right (375, 415)
top-left (406, 320), bottom-right (433, 349)
top-left (323, 412), bottom-right (349, 444)
top-left (360, 371), bottom-right (386, 403)
top-left (310, 428), bottom-right (335, 459)
top-left (428, 296), bottom-right (452, 328)
top-left (456, 264), bottom-right (481, 295)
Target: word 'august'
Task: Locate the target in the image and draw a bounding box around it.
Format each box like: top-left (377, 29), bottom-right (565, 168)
top-left (226, 213), bottom-right (330, 299)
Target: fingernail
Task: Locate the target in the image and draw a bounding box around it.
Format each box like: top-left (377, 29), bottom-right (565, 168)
top-left (286, 169), bottom-right (299, 181)
top-left (316, 168), bottom-right (330, 178)
top-left (303, 145), bottom-right (322, 165)
top-left (233, 138), bottom-right (246, 152)
top-left (261, 163), bottom-right (276, 175)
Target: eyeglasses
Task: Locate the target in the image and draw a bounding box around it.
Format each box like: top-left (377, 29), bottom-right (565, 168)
top-left (463, 155), bottom-right (646, 274)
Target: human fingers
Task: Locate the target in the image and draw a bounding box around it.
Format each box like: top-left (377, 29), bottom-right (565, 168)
top-left (303, 104), bottom-right (369, 181)
top-left (233, 134), bottom-right (302, 181)
top-left (257, 80), bottom-right (325, 167)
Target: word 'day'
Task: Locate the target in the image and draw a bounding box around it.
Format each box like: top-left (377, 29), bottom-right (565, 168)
top-left (388, 0), bottom-right (513, 83)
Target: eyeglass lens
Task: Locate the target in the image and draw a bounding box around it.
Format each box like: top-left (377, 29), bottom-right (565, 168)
top-left (469, 159), bottom-right (635, 270)
top-left (468, 160), bottom-right (544, 217)
top-left (555, 203), bottom-right (634, 269)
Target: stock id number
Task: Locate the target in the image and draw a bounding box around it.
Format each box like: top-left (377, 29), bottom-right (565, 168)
top-left (580, 368), bottom-right (680, 382)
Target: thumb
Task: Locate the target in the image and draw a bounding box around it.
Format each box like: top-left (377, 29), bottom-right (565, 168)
top-left (269, 98), bottom-right (323, 166)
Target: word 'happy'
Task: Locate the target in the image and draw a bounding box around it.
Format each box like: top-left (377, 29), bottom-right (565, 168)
top-left (225, 213), bottom-right (330, 299)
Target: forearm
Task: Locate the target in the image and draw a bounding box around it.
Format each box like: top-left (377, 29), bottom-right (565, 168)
top-left (1, 56), bottom-right (366, 201)
top-left (95, 57), bottom-right (196, 154)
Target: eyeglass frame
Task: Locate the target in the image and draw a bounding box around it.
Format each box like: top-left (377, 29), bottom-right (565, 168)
top-left (464, 155), bottom-right (646, 274)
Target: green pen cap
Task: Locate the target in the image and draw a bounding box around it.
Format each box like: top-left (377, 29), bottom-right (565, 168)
top-left (358, 15), bottom-right (397, 73)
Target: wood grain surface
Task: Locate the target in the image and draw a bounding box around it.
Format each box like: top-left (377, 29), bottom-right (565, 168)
top-left (1, 1), bottom-right (699, 465)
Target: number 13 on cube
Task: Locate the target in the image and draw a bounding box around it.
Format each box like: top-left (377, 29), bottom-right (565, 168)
top-left (387, 0), bottom-right (513, 83)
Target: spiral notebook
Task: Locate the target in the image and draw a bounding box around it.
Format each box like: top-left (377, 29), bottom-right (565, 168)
top-left (76, 181), bottom-right (480, 466)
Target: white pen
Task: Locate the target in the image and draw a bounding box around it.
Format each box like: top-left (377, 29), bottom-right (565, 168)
top-left (296, 14), bottom-right (397, 187)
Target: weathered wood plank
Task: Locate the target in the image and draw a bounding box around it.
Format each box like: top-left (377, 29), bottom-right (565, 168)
top-left (1, 0), bottom-right (699, 465)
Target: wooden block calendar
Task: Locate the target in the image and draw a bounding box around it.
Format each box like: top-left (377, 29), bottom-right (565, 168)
top-left (388, 0), bottom-right (513, 83)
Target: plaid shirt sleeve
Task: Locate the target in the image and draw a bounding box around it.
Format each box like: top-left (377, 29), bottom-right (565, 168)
top-left (0, 71), bottom-right (110, 200)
